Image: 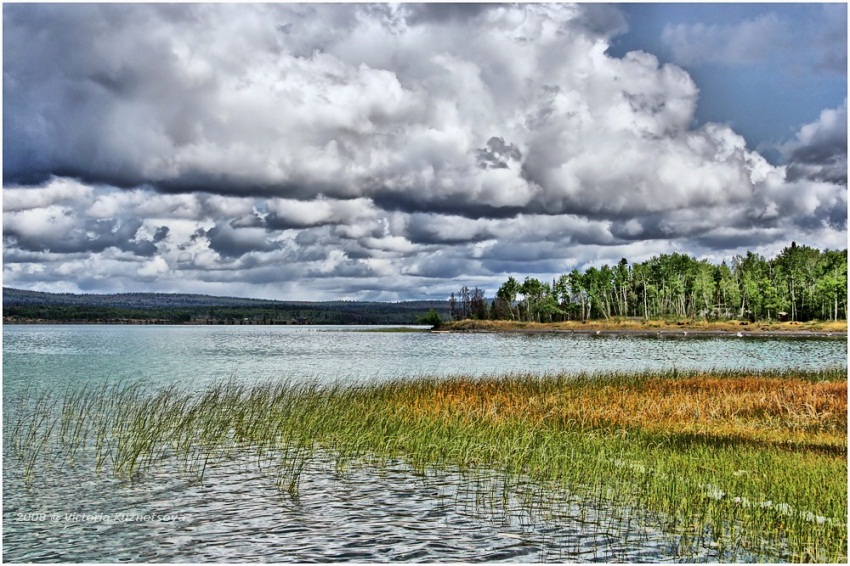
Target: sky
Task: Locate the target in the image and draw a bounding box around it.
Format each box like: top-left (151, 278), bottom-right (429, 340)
top-left (2, 2), bottom-right (847, 301)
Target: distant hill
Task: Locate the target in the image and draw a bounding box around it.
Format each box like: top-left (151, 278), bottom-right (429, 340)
top-left (2, 288), bottom-right (451, 325)
top-left (3, 288), bottom-right (285, 308)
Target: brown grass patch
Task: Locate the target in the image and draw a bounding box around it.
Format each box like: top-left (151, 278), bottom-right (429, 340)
top-left (397, 375), bottom-right (847, 452)
top-left (443, 318), bottom-right (848, 333)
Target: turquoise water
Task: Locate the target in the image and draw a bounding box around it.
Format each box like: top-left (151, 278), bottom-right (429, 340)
top-left (3, 324), bottom-right (846, 562)
top-left (3, 324), bottom-right (846, 397)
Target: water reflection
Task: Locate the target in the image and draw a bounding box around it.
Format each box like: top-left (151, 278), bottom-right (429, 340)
top-left (3, 325), bottom-right (846, 396)
top-left (4, 449), bottom-right (756, 563)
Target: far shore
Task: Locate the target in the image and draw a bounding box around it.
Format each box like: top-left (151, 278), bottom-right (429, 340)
top-left (3, 317), bottom-right (847, 338)
top-left (440, 318), bottom-right (848, 338)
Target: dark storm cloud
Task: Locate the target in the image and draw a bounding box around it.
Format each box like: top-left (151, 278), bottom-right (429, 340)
top-left (3, 3), bottom-right (201, 188)
top-left (607, 206), bottom-right (759, 242)
top-left (205, 224), bottom-right (279, 258)
top-left (786, 160), bottom-right (847, 186)
top-left (609, 216), bottom-right (668, 241)
top-left (338, 247), bottom-right (372, 260)
top-left (152, 226), bottom-right (170, 243)
top-left (264, 213), bottom-right (326, 231)
top-left (371, 192), bottom-right (527, 220)
top-left (782, 103), bottom-right (847, 185)
top-left (827, 200), bottom-right (848, 230)
top-left (4, 214), bottom-right (159, 256)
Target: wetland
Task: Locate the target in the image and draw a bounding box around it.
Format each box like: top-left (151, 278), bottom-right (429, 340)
top-left (3, 325), bottom-right (847, 562)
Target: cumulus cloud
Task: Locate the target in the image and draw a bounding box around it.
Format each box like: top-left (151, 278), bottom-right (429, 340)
top-left (780, 101), bottom-right (847, 186)
top-left (2, 177), bottom-right (94, 212)
top-left (0, 3), bottom-right (736, 219)
top-left (3, 3), bottom-right (846, 300)
top-left (265, 197), bottom-right (379, 230)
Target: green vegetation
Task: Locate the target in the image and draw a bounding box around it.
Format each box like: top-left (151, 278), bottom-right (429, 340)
top-left (416, 308), bottom-right (444, 328)
top-left (451, 243), bottom-right (847, 323)
top-left (9, 368), bottom-right (846, 562)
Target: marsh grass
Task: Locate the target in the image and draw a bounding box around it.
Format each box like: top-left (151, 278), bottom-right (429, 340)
top-left (444, 318), bottom-right (848, 334)
top-left (7, 367), bottom-right (846, 562)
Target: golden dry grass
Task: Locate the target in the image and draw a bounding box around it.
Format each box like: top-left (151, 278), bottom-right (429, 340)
top-left (396, 375), bottom-right (847, 452)
top-left (443, 318), bottom-right (848, 333)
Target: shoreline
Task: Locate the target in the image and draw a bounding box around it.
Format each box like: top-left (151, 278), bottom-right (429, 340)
top-left (3, 319), bottom-right (846, 338)
top-left (441, 319), bottom-right (847, 338)
top-left (446, 327), bottom-right (846, 338)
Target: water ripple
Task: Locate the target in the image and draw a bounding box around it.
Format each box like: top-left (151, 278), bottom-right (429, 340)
top-left (4, 325), bottom-right (845, 397)
top-left (3, 449), bottom-right (762, 562)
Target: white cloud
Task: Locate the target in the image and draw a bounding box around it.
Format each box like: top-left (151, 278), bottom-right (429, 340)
top-left (262, 197), bottom-right (381, 232)
top-left (3, 3), bottom-right (765, 219)
top-left (3, 177), bottom-right (94, 212)
top-left (4, 205), bottom-right (80, 241)
top-left (2, 3), bottom-right (845, 300)
top-left (137, 256), bottom-right (170, 278)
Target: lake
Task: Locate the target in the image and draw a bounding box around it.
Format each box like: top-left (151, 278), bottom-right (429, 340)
top-left (3, 324), bottom-right (846, 395)
top-left (3, 325), bottom-right (846, 562)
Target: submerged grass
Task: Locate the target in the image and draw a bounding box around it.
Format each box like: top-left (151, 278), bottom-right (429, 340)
top-left (7, 367), bottom-right (846, 562)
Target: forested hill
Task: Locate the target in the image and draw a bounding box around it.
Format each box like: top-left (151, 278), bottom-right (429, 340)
top-left (2, 288), bottom-right (450, 325)
top-left (4, 288), bottom-right (290, 308)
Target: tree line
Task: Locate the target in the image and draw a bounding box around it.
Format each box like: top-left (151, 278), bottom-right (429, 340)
top-left (450, 243), bottom-right (847, 323)
top-left (3, 288), bottom-right (451, 325)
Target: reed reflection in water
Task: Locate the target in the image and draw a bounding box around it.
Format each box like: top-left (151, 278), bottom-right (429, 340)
top-left (4, 448), bottom-right (749, 563)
